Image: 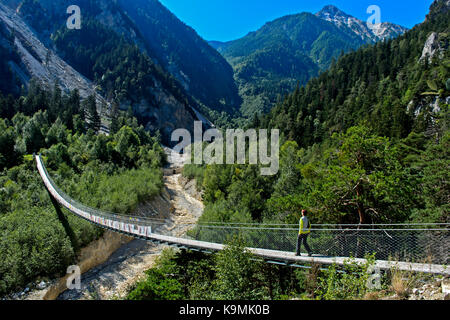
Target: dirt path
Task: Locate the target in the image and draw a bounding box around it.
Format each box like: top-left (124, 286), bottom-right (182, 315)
top-left (55, 148), bottom-right (203, 300)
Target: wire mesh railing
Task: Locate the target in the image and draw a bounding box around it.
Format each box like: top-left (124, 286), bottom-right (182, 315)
top-left (38, 155), bottom-right (169, 226)
top-left (36, 155), bottom-right (449, 265)
top-left (184, 224), bottom-right (449, 264)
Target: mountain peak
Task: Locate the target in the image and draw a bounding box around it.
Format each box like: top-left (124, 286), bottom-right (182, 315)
top-left (316, 4), bottom-right (407, 43)
top-left (317, 5), bottom-right (351, 18)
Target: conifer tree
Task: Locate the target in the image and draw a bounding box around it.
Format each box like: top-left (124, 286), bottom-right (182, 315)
top-left (84, 95), bottom-right (101, 133)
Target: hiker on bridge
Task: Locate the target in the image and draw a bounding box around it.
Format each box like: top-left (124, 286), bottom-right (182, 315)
top-left (296, 209), bottom-right (313, 257)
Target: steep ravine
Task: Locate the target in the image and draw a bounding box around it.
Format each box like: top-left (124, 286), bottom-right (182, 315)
top-left (25, 148), bottom-right (203, 300)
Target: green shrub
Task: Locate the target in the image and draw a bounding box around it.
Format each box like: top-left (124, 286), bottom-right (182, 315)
top-left (0, 208), bottom-right (75, 293)
top-left (316, 254), bottom-right (377, 300)
top-left (126, 269), bottom-right (184, 300)
top-left (211, 237), bottom-right (265, 300)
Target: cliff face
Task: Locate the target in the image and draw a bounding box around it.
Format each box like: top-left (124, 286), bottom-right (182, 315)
top-left (0, 2), bottom-right (100, 100)
top-left (420, 32), bottom-right (448, 62)
top-left (0, 14), bottom-right (26, 94)
top-left (1, 0), bottom-right (206, 142)
top-left (10, 1), bottom-right (234, 124)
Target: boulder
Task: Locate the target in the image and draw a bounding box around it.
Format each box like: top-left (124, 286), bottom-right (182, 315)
top-left (37, 281), bottom-right (47, 290)
top-left (442, 279), bottom-right (450, 295)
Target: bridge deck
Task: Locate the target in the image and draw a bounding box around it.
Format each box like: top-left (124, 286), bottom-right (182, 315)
top-left (35, 155), bottom-right (449, 275)
top-left (144, 231), bottom-right (449, 274)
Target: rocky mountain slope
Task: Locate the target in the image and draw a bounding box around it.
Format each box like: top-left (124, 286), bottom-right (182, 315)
top-left (8, 0), bottom-right (239, 121)
top-left (0, 0), bottom-right (209, 142)
top-left (0, 2), bottom-right (101, 102)
top-left (316, 5), bottom-right (407, 43)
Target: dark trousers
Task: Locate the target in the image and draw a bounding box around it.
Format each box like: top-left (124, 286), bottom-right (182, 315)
top-left (296, 234), bottom-right (312, 255)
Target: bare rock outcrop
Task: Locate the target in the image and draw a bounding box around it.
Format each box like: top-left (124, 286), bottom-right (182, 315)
top-left (420, 32), bottom-right (448, 62)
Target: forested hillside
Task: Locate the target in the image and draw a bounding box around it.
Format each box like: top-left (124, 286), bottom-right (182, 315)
top-left (185, 0), bottom-right (449, 228)
top-left (51, 18), bottom-right (189, 118)
top-left (12, 0), bottom-right (203, 142)
top-left (261, 3), bottom-right (449, 146)
top-left (13, 0), bottom-right (240, 127)
top-left (214, 6), bottom-right (407, 117)
top-left (216, 12), bottom-right (362, 117)
top-left (116, 0), bottom-right (241, 115)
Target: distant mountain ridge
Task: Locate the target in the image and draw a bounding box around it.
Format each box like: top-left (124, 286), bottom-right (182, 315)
top-left (316, 5), bottom-right (408, 43)
top-left (261, 0), bottom-right (449, 148)
top-left (210, 5), bottom-right (408, 117)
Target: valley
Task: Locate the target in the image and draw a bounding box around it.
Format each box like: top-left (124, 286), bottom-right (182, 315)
top-left (0, 0), bottom-right (448, 303)
top-left (212, 5), bottom-right (408, 116)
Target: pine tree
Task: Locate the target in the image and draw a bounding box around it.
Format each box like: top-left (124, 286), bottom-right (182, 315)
top-left (49, 83), bottom-right (62, 120)
top-left (110, 101), bottom-right (120, 134)
top-left (61, 89), bottom-right (81, 130)
top-left (84, 95), bottom-right (101, 133)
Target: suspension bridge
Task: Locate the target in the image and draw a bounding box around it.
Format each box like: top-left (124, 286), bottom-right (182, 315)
top-left (35, 154), bottom-right (449, 275)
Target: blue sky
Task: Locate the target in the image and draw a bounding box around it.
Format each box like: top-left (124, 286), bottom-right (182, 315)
top-left (159, 0), bottom-right (434, 41)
